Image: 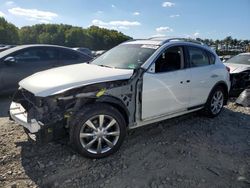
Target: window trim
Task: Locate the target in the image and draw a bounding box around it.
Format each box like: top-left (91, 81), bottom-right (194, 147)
top-left (206, 51), bottom-right (216, 65)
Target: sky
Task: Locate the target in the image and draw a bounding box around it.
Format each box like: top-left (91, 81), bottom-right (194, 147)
top-left (0, 0), bottom-right (249, 40)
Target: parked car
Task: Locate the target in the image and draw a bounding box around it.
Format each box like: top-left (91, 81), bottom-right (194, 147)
top-left (92, 50), bottom-right (106, 57)
top-left (0, 44), bottom-right (92, 94)
top-left (9, 38), bottom-right (230, 158)
top-left (224, 53), bottom-right (250, 95)
top-left (0, 45), bottom-right (16, 52)
top-left (219, 55), bottom-right (232, 62)
top-left (73, 47), bottom-right (93, 57)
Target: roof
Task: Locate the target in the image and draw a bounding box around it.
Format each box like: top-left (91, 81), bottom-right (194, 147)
top-left (0, 44), bottom-right (75, 59)
top-left (123, 37), bottom-right (207, 46)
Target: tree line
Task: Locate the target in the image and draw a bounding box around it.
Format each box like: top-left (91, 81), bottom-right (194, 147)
top-left (0, 17), bottom-right (249, 51)
top-left (0, 17), bottom-right (131, 50)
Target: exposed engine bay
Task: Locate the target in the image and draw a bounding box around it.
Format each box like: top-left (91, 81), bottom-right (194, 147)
top-left (10, 69), bottom-right (143, 143)
top-left (230, 70), bottom-right (250, 95)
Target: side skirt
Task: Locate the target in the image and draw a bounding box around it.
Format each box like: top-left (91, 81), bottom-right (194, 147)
top-left (129, 106), bottom-right (204, 129)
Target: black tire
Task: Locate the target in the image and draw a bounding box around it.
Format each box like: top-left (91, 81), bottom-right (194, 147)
top-left (70, 103), bottom-right (126, 158)
top-left (203, 86), bottom-right (225, 118)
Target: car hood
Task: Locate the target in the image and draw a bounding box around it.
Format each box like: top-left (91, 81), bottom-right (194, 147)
top-left (224, 63), bottom-right (250, 73)
top-left (19, 63), bottom-right (134, 97)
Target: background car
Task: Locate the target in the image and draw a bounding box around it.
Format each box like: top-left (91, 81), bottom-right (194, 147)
top-left (224, 53), bottom-right (250, 95)
top-left (73, 47), bottom-right (93, 57)
top-left (0, 45), bottom-right (16, 52)
top-left (0, 44), bottom-right (93, 95)
top-left (92, 50), bottom-right (106, 57)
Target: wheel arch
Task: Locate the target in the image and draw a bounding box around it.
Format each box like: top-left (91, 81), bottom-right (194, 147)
top-left (207, 81), bottom-right (229, 105)
top-left (95, 96), bottom-right (130, 126)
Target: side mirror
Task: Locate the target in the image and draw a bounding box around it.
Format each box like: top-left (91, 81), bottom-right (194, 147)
top-left (3, 56), bottom-right (16, 65)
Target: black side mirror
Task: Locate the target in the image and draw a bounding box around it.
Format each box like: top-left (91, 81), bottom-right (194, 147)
top-left (3, 56), bottom-right (16, 65)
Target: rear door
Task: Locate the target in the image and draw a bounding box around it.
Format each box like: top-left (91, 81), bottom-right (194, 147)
top-left (186, 46), bottom-right (218, 107)
top-left (141, 45), bottom-right (192, 120)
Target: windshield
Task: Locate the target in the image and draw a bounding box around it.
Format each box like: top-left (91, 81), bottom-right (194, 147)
top-left (91, 44), bottom-right (158, 69)
top-left (226, 54), bottom-right (250, 65)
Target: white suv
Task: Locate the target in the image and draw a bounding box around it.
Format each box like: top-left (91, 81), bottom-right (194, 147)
top-left (9, 38), bottom-right (230, 158)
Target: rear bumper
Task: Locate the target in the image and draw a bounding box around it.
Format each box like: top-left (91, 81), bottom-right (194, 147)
top-left (9, 102), bottom-right (43, 133)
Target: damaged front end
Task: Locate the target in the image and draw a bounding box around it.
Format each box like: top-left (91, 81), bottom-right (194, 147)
top-left (230, 70), bottom-right (250, 96)
top-left (9, 69), bottom-right (142, 143)
top-left (9, 88), bottom-right (68, 143)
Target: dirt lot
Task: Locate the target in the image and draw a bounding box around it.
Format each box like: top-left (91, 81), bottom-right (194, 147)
top-left (0, 96), bottom-right (249, 188)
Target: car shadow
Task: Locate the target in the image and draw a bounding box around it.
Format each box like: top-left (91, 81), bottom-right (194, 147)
top-left (0, 95), bottom-right (12, 118)
top-left (16, 106), bottom-right (250, 187)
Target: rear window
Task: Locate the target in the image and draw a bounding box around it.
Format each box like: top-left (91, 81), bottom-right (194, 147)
top-left (59, 49), bottom-right (80, 60)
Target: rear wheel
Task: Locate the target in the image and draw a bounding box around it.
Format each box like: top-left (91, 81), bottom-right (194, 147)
top-left (71, 104), bottom-right (126, 158)
top-left (204, 86), bottom-right (225, 117)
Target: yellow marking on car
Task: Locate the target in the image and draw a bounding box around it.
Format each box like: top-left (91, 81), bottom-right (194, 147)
top-left (96, 88), bottom-right (106, 97)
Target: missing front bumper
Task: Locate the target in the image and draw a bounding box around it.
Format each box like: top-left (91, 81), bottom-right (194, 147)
top-left (9, 101), bottom-right (67, 143)
top-left (9, 102), bottom-right (43, 133)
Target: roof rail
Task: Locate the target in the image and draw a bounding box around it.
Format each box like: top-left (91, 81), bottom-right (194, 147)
top-left (148, 37), bottom-right (207, 46)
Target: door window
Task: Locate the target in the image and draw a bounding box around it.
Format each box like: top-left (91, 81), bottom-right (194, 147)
top-left (14, 48), bottom-right (58, 62)
top-left (154, 46), bottom-right (184, 73)
top-left (58, 49), bottom-right (80, 60)
top-left (187, 47), bottom-right (210, 67)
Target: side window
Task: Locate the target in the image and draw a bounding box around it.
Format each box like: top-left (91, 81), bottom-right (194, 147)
top-left (79, 54), bottom-right (92, 62)
top-left (59, 49), bottom-right (80, 60)
top-left (188, 47), bottom-right (210, 67)
top-left (43, 48), bottom-right (58, 60)
top-left (155, 46), bottom-right (184, 73)
top-left (14, 48), bottom-right (41, 62)
top-left (14, 48), bottom-right (58, 62)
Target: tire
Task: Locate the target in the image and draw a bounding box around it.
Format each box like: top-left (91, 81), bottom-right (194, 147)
top-left (203, 86), bottom-right (225, 118)
top-left (71, 103), bottom-right (126, 158)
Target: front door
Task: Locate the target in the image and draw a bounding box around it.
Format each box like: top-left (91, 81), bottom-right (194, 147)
top-left (141, 46), bottom-right (191, 120)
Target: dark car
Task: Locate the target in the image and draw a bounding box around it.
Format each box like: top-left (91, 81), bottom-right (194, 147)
top-left (73, 47), bottom-right (93, 57)
top-left (0, 44), bottom-right (93, 95)
top-left (0, 45), bottom-right (16, 52)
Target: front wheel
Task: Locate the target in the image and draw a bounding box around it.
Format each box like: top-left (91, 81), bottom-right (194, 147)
top-left (71, 104), bottom-right (126, 158)
top-left (204, 86), bottom-right (225, 117)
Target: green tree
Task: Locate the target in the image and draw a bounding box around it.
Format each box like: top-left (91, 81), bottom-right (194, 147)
top-left (0, 17), bottom-right (19, 44)
top-left (65, 27), bottom-right (88, 47)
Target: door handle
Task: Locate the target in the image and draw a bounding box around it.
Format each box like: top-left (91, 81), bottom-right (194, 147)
top-left (211, 74), bottom-right (218, 78)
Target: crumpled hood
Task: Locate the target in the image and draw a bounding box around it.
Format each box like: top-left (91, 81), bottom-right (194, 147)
top-left (224, 63), bottom-right (250, 73)
top-left (19, 63), bottom-right (133, 97)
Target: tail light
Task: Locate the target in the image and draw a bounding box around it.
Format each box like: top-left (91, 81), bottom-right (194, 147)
top-left (226, 66), bottom-right (230, 72)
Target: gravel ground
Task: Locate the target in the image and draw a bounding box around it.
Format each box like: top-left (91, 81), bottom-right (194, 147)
top-left (0, 97), bottom-right (249, 188)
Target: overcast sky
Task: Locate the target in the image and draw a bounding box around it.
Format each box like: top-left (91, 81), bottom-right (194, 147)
top-left (0, 0), bottom-right (249, 39)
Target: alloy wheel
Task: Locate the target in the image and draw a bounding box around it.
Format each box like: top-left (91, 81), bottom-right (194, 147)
top-left (79, 115), bottom-right (120, 154)
top-left (211, 90), bottom-right (224, 115)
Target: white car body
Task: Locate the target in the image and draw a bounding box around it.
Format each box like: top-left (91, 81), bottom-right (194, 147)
top-left (10, 38), bottom-right (230, 133)
top-left (19, 63), bottom-right (133, 97)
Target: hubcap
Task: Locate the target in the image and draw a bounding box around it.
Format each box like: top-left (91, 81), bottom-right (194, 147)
top-left (79, 115), bottom-right (120, 154)
top-left (211, 90), bottom-right (224, 115)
